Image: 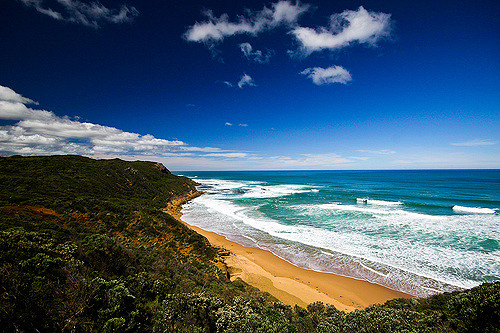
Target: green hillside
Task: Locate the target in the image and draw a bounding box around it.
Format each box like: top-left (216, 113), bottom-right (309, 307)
top-left (0, 155), bottom-right (498, 332)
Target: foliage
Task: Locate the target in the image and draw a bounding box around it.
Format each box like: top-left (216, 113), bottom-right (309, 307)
top-left (0, 155), bottom-right (499, 332)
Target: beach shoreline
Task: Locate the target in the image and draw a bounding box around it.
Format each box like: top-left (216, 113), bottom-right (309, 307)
top-left (165, 192), bottom-right (412, 311)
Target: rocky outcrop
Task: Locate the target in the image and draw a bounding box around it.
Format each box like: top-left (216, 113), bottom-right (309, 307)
top-left (162, 189), bottom-right (202, 219)
top-left (154, 162), bottom-right (170, 174)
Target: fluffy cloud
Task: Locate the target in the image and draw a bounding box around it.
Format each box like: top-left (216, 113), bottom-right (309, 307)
top-left (0, 86), bottom-right (38, 105)
top-left (0, 85), bottom-right (244, 157)
top-left (184, 1), bottom-right (309, 43)
top-left (292, 6), bottom-right (391, 54)
top-left (451, 139), bottom-right (496, 147)
top-left (0, 85), bottom-right (381, 170)
top-left (239, 43), bottom-right (272, 63)
top-left (225, 122), bottom-right (233, 126)
top-left (20, 0), bottom-right (139, 28)
top-left (300, 66), bottom-right (352, 85)
top-left (223, 74), bottom-right (256, 89)
top-left (237, 74), bottom-right (256, 88)
top-left (204, 152), bottom-right (248, 158)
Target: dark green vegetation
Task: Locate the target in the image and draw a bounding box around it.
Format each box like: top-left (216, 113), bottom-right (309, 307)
top-left (0, 155), bottom-right (498, 332)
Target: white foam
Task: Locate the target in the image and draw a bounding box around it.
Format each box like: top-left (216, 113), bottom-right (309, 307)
top-left (191, 195), bottom-right (292, 234)
top-left (182, 175), bottom-right (500, 297)
top-left (183, 194), bottom-right (500, 295)
top-left (205, 198), bottom-right (491, 288)
top-left (241, 184), bottom-right (310, 198)
top-left (315, 203), bottom-right (445, 221)
top-left (318, 203), bottom-right (393, 215)
top-left (453, 205), bottom-right (497, 214)
top-left (367, 199), bottom-right (403, 206)
top-left (195, 178), bottom-right (309, 199)
top-left (196, 178), bottom-right (249, 190)
top-left (357, 198), bottom-right (403, 206)
top-left (311, 189), bottom-right (320, 193)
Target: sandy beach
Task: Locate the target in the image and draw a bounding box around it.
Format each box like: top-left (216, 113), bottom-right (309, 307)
top-left (167, 195), bottom-right (412, 311)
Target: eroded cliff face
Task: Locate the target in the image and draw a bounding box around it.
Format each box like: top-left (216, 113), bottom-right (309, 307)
top-left (162, 189), bottom-right (203, 219)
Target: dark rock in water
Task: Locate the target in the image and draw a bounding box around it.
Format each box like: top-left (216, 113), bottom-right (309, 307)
top-left (232, 189), bottom-right (245, 194)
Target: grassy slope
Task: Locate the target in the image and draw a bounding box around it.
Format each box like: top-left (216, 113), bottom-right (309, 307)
top-left (0, 155), bottom-right (498, 333)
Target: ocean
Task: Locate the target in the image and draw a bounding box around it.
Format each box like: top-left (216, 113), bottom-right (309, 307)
top-left (176, 170), bottom-right (500, 297)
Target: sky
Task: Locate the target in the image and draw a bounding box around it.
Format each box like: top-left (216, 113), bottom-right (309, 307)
top-left (0, 0), bottom-right (499, 170)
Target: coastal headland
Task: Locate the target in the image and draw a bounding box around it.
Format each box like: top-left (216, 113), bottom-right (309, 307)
top-left (2, 155), bottom-right (498, 332)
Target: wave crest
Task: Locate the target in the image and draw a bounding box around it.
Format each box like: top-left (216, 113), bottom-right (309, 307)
top-left (357, 198), bottom-right (403, 206)
top-left (452, 205), bottom-right (497, 214)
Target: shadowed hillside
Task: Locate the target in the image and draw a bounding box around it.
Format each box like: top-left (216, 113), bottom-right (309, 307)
top-left (0, 155), bottom-right (498, 332)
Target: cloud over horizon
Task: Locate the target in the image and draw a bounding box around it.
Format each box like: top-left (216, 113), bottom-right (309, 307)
top-left (20, 0), bottom-right (139, 28)
top-left (0, 84), bottom-right (237, 158)
top-left (0, 85), bottom-right (368, 170)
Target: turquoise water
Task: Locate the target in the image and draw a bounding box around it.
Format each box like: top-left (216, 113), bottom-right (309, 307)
top-left (177, 170), bottom-right (500, 296)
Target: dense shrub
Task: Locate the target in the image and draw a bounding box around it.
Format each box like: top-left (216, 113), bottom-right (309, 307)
top-left (0, 156), bottom-right (498, 332)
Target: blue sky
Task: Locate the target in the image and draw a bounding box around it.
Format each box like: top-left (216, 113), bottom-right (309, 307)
top-left (0, 0), bottom-right (498, 170)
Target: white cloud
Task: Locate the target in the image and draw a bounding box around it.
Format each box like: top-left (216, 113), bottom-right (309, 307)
top-left (292, 6), bottom-right (391, 54)
top-left (0, 86), bottom-right (38, 105)
top-left (451, 139), bottom-right (496, 147)
top-left (177, 146), bottom-right (224, 153)
top-left (225, 122), bottom-right (233, 126)
top-left (0, 84), bottom-right (245, 158)
top-left (237, 74), bottom-right (256, 88)
top-left (357, 149), bottom-right (396, 155)
top-left (300, 65), bottom-right (352, 85)
top-left (184, 1), bottom-right (309, 43)
top-left (20, 0), bottom-right (139, 28)
top-left (204, 152), bottom-right (248, 158)
top-left (223, 81), bottom-right (233, 87)
top-left (272, 0), bottom-right (309, 23)
top-left (239, 43), bottom-right (272, 63)
top-left (238, 123), bottom-right (248, 127)
top-left (266, 153), bottom-right (353, 168)
top-left (299, 153), bottom-right (353, 165)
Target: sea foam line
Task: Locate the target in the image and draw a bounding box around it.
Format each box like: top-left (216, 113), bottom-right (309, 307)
top-left (187, 195), bottom-right (490, 293)
top-left (357, 198), bottom-right (403, 206)
top-left (196, 178), bottom-right (311, 199)
top-left (452, 205), bottom-right (497, 214)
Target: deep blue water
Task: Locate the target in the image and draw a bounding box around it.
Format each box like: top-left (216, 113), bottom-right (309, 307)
top-left (177, 170), bottom-right (500, 296)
